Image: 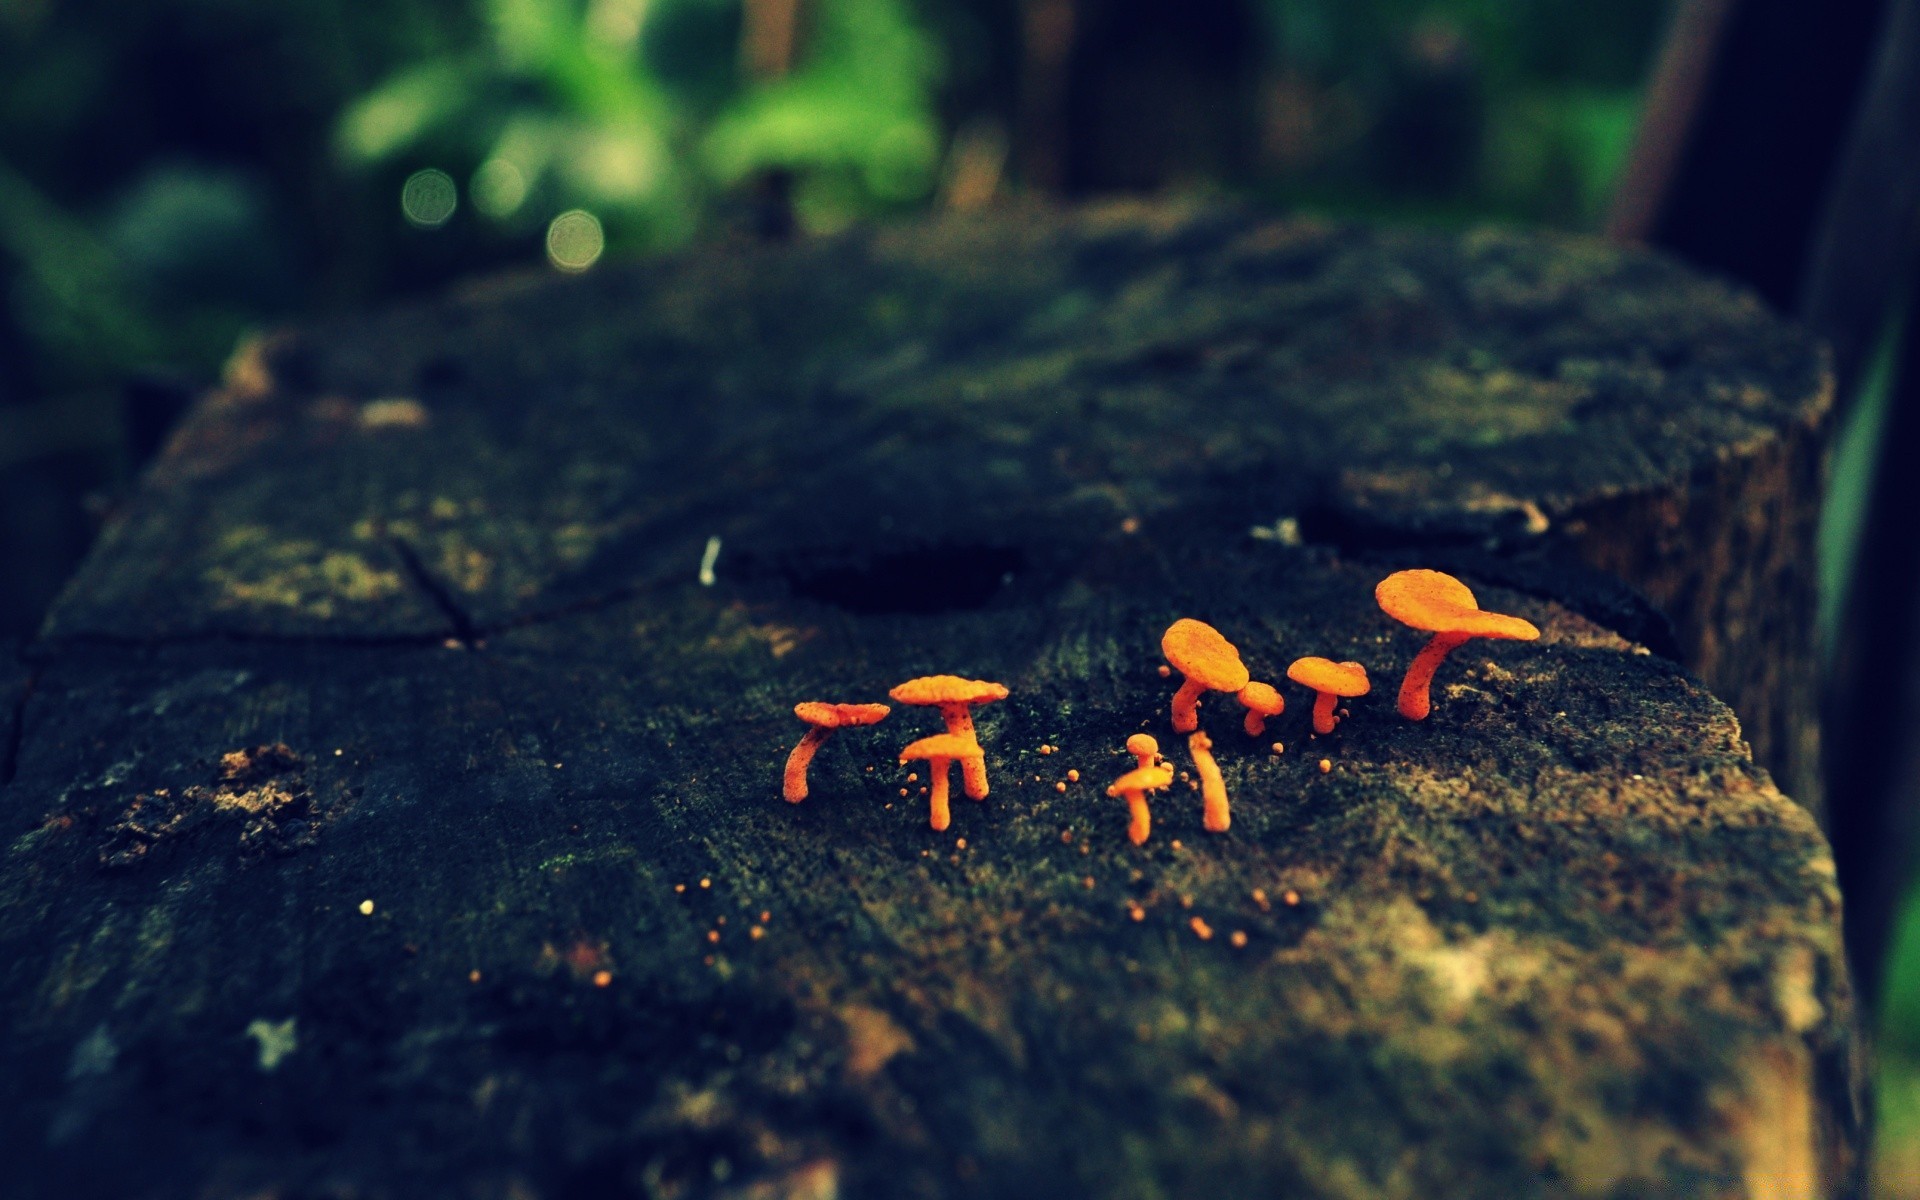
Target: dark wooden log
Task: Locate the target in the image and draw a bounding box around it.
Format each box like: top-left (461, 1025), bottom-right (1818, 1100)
top-left (43, 205), bottom-right (1833, 816)
top-left (1, 205), bottom-right (1857, 1197)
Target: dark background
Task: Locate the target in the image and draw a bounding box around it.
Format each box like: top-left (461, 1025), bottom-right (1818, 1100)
top-left (2, 0), bottom-right (1915, 1186)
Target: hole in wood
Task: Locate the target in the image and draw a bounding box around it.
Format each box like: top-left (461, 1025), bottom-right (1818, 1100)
top-left (785, 544), bottom-right (1026, 614)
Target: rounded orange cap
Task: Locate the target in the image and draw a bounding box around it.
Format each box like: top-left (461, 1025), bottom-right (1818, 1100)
top-left (794, 702), bottom-right (892, 728)
top-left (1374, 570), bottom-right (1539, 640)
top-left (899, 733), bottom-right (986, 763)
top-left (1237, 681), bottom-right (1285, 715)
top-left (889, 676), bottom-right (1010, 707)
top-left (1160, 619), bottom-right (1251, 691)
top-left (1107, 765), bottom-right (1174, 796)
top-left (1286, 658), bottom-right (1371, 697)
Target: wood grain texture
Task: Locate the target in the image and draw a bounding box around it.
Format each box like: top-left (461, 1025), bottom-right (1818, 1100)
top-left (0, 204), bottom-right (1854, 1198)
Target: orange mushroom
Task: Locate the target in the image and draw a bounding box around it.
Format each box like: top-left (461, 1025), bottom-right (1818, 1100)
top-left (890, 675), bottom-right (1008, 800)
top-left (1188, 730), bottom-right (1230, 833)
top-left (1125, 732), bottom-right (1161, 772)
top-left (1160, 619), bottom-right (1250, 733)
top-left (1286, 658), bottom-right (1370, 734)
top-left (784, 702), bottom-right (891, 802)
top-left (1107, 761), bottom-right (1174, 845)
top-left (1375, 569), bottom-right (1539, 720)
top-left (1236, 681), bottom-right (1285, 737)
top-left (899, 733), bottom-right (986, 831)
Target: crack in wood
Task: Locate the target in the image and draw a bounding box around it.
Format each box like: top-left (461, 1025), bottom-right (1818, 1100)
top-left (387, 536), bottom-right (481, 648)
top-left (2, 656), bottom-right (41, 787)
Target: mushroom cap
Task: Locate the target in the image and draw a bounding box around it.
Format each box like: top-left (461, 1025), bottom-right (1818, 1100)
top-left (1125, 733), bottom-right (1160, 758)
top-left (1374, 569), bottom-right (1540, 640)
top-left (1237, 680), bottom-right (1285, 715)
top-left (888, 675), bottom-right (1010, 708)
top-left (794, 701), bottom-right (892, 728)
top-left (1106, 764), bottom-right (1174, 796)
top-left (1159, 619), bottom-right (1251, 691)
top-left (1286, 657), bottom-right (1371, 697)
top-left (899, 733), bottom-right (985, 764)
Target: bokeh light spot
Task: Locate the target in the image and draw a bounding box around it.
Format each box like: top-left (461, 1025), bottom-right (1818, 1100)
top-left (401, 169), bottom-right (458, 228)
top-left (471, 159), bottom-right (528, 219)
top-left (545, 210), bottom-right (605, 272)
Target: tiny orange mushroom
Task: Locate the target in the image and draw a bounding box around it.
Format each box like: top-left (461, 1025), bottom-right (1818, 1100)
top-left (1187, 730), bottom-right (1230, 833)
top-left (1161, 619), bottom-right (1250, 733)
top-left (1236, 681), bottom-right (1285, 737)
top-left (1286, 658), bottom-right (1370, 735)
top-left (1375, 569), bottom-right (1539, 720)
top-left (784, 702), bottom-right (891, 802)
top-left (1125, 732), bottom-right (1161, 772)
top-left (890, 675), bottom-right (1008, 800)
top-left (1107, 761), bottom-right (1174, 845)
top-left (899, 733), bottom-right (986, 832)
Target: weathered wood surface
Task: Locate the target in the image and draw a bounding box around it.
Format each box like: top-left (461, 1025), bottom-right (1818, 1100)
top-left (0, 204), bottom-right (1854, 1198)
top-left (41, 203), bottom-right (1833, 813)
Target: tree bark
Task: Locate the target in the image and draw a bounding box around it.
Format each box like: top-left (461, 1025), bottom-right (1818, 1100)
top-left (2, 204), bottom-right (1857, 1198)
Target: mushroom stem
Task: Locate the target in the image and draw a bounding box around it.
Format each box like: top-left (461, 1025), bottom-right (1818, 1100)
top-left (783, 726), bottom-right (832, 803)
top-left (928, 758), bottom-right (953, 831)
top-left (1243, 709), bottom-right (1267, 737)
top-left (1170, 677), bottom-right (1208, 733)
top-left (1311, 691), bottom-right (1339, 735)
top-left (1189, 731), bottom-right (1229, 833)
top-left (939, 704), bottom-right (989, 799)
top-left (1399, 630), bottom-right (1471, 721)
top-left (1133, 748), bottom-right (1157, 771)
top-left (1125, 791), bottom-right (1151, 845)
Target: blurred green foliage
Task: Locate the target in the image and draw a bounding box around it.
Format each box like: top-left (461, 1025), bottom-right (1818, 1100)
top-left (0, 0), bottom-right (1666, 408)
top-left (1881, 876), bottom-right (1920, 1196)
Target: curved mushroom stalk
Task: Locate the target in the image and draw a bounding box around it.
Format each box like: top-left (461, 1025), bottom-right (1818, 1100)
top-left (1124, 791), bottom-right (1152, 845)
top-left (1108, 759), bottom-right (1172, 846)
top-left (1311, 691), bottom-right (1341, 735)
top-left (927, 757), bottom-right (954, 831)
top-left (1398, 631), bottom-right (1470, 721)
top-left (943, 705), bottom-right (989, 800)
top-left (1188, 731), bottom-right (1230, 833)
top-left (785, 702), bottom-right (891, 803)
top-left (783, 727), bottom-right (831, 803)
top-left (1170, 677), bottom-right (1210, 734)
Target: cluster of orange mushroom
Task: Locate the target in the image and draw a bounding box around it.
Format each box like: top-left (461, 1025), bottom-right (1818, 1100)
top-left (781, 568), bottom-right (1538, 845)
top-left (784, 675), bottom-right (1008, 831)
top-left (1110, 568), bottom-right (1538, 844)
